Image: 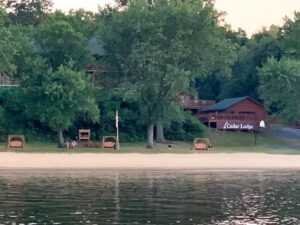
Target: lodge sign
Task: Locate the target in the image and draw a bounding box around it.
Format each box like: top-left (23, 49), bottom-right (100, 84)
top-left (219, 121), bottom-right (257, 130)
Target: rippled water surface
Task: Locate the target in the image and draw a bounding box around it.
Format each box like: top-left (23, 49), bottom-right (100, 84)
top-left (0, 170), bottom-right (299, 225)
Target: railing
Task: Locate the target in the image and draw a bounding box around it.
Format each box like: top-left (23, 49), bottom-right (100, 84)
top-left (180, 99), bottom-right (215, 109)
top-left (197, 112), bottom-right (259, 121)
top-left (86, 64), bottom-right (112, 73)
top-left (0, 77), bottom-right (20, 87)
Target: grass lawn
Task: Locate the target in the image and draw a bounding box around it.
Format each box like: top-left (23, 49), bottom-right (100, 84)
top-left (1, 129), bottom-right (299, 154)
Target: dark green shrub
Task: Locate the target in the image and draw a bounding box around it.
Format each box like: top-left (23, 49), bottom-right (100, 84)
top-left (165, 111), bottom-right (205, 141)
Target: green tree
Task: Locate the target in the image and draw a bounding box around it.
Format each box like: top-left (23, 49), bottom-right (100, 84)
top-left (258, 57), bottom-right (300, 123)
top-left (92, 89), bottom-right (147, 142)
top-left (165, 111), bottom-right (205, 141)
top-left (3, 0), bottom-right (53, 25)
top-left (0, 88), bottom-right (28, 137)
top-left (22, 60), bottom-right (100, 147)
top-left (280, 12), bottom-right (300, 59)
top-left (0, 7), bottom-right (9, 24)
top-left (219, 26), bottom-right (281, 100)
top-left (32, 14), bottom-right (91, 70)
top-left (99, 0), bottom-right (235, 148)
top-left (66, 10), bottom-right (97, 38)
top-left (0, 10), bottom-right (17, 75)
top-left (1, 10), bottom-right (33, 81)
top-left (43, 10), bottom-right (97, 39)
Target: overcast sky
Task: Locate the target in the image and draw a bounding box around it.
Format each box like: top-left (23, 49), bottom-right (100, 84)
top-left (52, 0), bottom-right (300, 36)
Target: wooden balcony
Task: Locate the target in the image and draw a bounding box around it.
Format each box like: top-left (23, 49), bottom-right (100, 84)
top-left (197, 112), bottom-right (259, 122)
top-left (0, 76), bottom-right (20, 87)
top-left (86, 64), bottom-right (112, 73)
top-left (179, 96), bottom-right (215, 110)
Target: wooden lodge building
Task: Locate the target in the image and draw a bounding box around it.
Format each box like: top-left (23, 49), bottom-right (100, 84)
top-left (197, 96), bottom-right (268, 131)
top-left (182, 96), bottom-right (268, 131)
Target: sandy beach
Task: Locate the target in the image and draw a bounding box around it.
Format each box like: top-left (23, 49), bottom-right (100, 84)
top-left (0, 152), bottom-right (299, 170)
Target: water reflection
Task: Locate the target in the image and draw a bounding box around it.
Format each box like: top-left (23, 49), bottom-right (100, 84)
top-left (0, 170), bottom-right (299, 224)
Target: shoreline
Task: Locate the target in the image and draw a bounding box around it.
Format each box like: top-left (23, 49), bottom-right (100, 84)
top-left (1, 152), bottom-right (300, 170)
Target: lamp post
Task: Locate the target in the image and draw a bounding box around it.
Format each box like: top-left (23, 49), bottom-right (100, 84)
top-left (255, 120), bottom-right (266, 146)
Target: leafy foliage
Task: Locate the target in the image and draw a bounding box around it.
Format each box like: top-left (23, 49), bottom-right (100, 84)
top-left (280, 12), bottom-right (300, 59)
top-left (3, 0), bottom-right (53, 25)
top-left (0, 88), bottom-right (26, 135)
top-left (1, 2), bottom-right (300, 147)
top-left (99, 0), bottom-right (236, 147)
top-left (219, 26), bottom-right (281, 100)
top-left (22, 60), bottom-right (100, 146)
top-left (258, 57), bottom-right (300, 123)
top-left (94, 89), bottom-right (146, 142)
top-left (32, 14), bottom-right (91, 70)
top-left (165, 111), bottom-right (205, 141)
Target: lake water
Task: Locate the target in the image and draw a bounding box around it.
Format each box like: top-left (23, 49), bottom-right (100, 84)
top-left (0, 170), bottom-right (299, 225)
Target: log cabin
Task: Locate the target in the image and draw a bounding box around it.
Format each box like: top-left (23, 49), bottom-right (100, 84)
top-left (196, 96), bottom-right (268, 131)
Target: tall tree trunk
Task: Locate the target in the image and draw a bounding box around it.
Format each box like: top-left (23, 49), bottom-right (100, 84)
top-left (57, 128), bottom-right (64, 148)
top-left (156, 122), bottom-right (166, 143)
top-left (146, 123), bottom-right (154, 148)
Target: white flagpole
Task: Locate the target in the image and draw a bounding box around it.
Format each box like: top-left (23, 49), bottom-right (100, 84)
top-left (116, 110), bottom-right (120, 149)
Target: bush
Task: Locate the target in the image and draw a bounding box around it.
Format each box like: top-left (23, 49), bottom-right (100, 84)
top-left (165, 111), bottom-right (205, 141)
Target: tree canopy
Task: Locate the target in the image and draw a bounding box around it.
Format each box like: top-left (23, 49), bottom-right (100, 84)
top-left (22, 60), bottom-right (100, 147)
top-left (32, 14), bottom-right (91, 70)
top-left (99, 0), bottom-right (236, 147)
top-left (3, 0), bottom-right (53, 25)
top-left (258, 57), bottom-right (300, 124)
top-left (280, 12), bottom-right (300, 59)
top-left (1, 1), bottom-right (300, 146)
